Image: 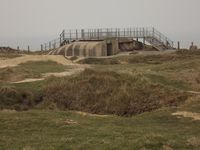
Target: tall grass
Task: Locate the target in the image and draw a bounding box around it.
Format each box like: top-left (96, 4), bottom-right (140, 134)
top-left (43, 69), bottom-right (189, 116)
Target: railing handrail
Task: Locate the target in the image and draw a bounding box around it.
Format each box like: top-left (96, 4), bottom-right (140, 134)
top-left (42, 27), bottom-right (173, 50)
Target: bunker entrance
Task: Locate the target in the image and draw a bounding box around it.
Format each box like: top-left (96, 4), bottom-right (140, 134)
top-left (107, 43), bottom-right (113, 56)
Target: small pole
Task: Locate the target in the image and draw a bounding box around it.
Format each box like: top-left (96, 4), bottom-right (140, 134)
top-left (28, 45), bottom-right (30, 53)
top-left (76, 29), bottom-right (78, 40)
top-left (191, 42), bottom-right (194, 47)
top-left (69, 30), bottom-right (72, 41)
top-left (63, 30), bottom-right (65, 40)
top-left (177, 41), bottom-right (180, 50)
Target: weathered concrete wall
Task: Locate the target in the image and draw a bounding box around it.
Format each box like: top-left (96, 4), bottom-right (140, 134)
top-left (49, 41), bottom-right (108, 57)
top-left (48, 38), bottom-right (144, 57)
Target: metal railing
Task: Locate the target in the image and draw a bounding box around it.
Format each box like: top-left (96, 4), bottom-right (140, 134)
top-left (42, 27), bottom-right (173, 51)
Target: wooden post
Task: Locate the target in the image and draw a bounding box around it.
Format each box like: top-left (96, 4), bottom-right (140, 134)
top-left (28, 46), bottom-right (30, 53)
top-left (97, 29), bottom-right (100, 39)
top-left (69, 30), bottom-right (72, 41)
top-left (177, 41), bottom-right (180, 50)
top-left (191, 42), bottom-right (194, 47)
top-left (76, 29), bottom-right (78, 40)
top-left (63, 30), bottom-right (65, 40)
top-left (81, 29), bottom-right (84, 40)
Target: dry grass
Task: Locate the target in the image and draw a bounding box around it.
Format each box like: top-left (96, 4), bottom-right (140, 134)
top-left (42, 69), bottom-right (189, 116)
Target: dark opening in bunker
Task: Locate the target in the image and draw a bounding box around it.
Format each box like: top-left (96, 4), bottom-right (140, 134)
top-left (107, 43), bottom-right (113, 56)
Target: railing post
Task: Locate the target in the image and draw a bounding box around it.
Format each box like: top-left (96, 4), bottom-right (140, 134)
top-left (152, 27), bottom-right (155, 37)
top-left (76, 29), bottom-right (78, 40)
top-left (69, 30), bottom-right (72, 41)
top-left (60, 35), bottom-right (62, 46)
top-left (97, 29), bottom-right (100, 39)
top-left (63, 30), bottom-right (65, 41)
top-left (81, 29), bottom-right (85, 40)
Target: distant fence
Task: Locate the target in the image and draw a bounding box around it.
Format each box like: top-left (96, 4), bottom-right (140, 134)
top-left (41, 27), bottom-right (174, 51)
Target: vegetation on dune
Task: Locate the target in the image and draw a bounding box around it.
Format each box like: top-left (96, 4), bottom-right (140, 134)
top-left (0, 61), bottom-right (66, 82)
top-left (0, 52), bottom-right (200, 149)
top-left (0, 109), bottom-right (200, 150)
top-left (0, 86), bottom-right (35, 111)
top-left (78, 57), bottom-right (120, 65)
top-left (176, 49), bottom-right (200, 55)
top-left (42, 69), bottom-right (189, 116)
top-left (0, 69), bottom-right (189, 115)
top-left (0, 53), bottom-right (22, 59)
top-left (78, 52), bottom-right (197, 65)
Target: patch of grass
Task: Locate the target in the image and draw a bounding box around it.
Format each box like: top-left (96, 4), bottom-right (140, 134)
top-left (78, 53), bottom-right (198, 65)
top-left (0, 109), bottom-right (200, 149)
top-left (0, 61), bottom-right (66, 82)
top-left (42, 69), bottom-right (189, 116)
top-left (0, 81), bottom-right (44, 111)
top-left (176, 49), bottom-right (200, 55)
top-left (145, 73), bottom-right (190, 90)
top-left (78, 58), bottom-right (120, 65)
top-left (0, 53), bottom-right (22, 59)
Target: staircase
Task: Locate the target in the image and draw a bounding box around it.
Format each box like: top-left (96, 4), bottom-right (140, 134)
top-left (145, 28), bottom-right (174, 51)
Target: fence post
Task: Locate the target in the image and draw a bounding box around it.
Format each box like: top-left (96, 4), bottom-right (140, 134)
top-left (63, 30), bottom-right (65, 41)
top-left (28, 46), bottom-right (30, 53)
top-left (152, 27), bottom-right (155, 37)
top-left (76, 29), bottom-right (78, 40)
top-left (69, 30), bottom-right (72, 41)
top-left (81, 29), bottom-right (84, 40)
top-left (177, 41), bottom-right (180, 50)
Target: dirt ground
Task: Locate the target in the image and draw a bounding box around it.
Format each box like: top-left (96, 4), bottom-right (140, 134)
top-left (172, 111), bottom-right (200, 121)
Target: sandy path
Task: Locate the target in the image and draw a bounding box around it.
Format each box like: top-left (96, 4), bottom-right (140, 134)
top-left (12, 67), bottom-right (87, 84)
top-left (0, 55), bottom-right (73, 68)
top-left (172, 111), bottom-right (200, 121)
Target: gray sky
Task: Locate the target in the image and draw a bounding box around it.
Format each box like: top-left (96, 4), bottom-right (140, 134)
top-left (0, 0), bottom-right (200, 50)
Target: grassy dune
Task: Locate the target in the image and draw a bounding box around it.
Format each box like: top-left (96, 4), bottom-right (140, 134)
top-left (0, 108), bottom-right (200, 150)
top-left (0, 51), bottom-right (200, 149)
top-left (0, 61), bottom-right (67, 82)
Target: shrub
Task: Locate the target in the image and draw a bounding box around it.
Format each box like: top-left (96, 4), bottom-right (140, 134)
top-left (0, 86), bottom-right (35, 111)
top-left (42, 69), bottom-right (189, 116)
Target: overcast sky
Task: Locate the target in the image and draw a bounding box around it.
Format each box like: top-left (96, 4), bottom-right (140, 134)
top-left (0, 0), bottom-right (200, 50)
